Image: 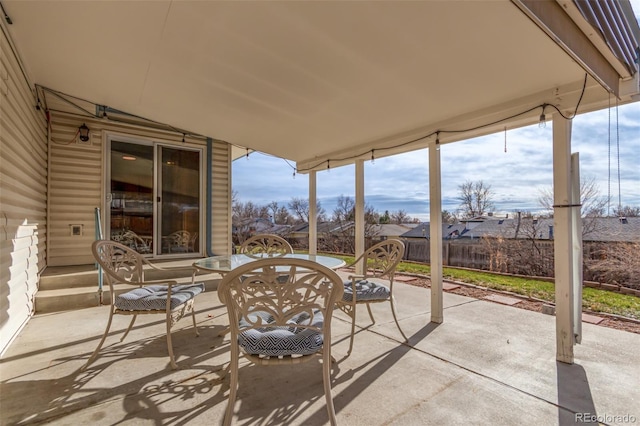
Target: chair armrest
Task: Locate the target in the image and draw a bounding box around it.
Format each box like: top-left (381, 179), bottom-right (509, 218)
top-left (148, 264), bottom-right (195, 273)
top-left (140, 256), bottom-right (195, 273)
top-left (345, 251), bottom-right (368, 269)
top-left (136, 279), bottom-right (181, 287)
top-left (348, 274), bottom-right (365, 282)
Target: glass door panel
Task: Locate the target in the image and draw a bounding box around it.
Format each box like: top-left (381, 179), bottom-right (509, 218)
top-left (160, 147), bottom-right (200, 254)
top-left (109, 142), bottom-right (154, 254)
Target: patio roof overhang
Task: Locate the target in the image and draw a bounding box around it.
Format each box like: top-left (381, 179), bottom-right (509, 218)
top-left (2, 1), bottom-right (639, 170)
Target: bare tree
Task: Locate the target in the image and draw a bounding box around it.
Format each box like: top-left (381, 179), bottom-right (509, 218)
top-left (267, 201), bottom-right (279, 223)
top-left (232, 200), bottom-right (270, 244)
top-left (390, 209), bottom-right (412, 224)
top-left (379, 210), bottom-right (391, 224)
top-left (287, 197), bottom-right (326, 223)
top-left (329, 195), bottom-right (379, 253)
top-left (442, 210), bottom-right (458, 224)
top-left (613, 205), bottom-right (640, 217)
top-left (537, 176), bottom-right (608, 217)
top-left (274, 206), bottom-right (293, 225)
top-left (537, 176), bottom-right (609, 237)
top-left (584, 242), bottom-right (640, 289)
top-left (457, 180), bottom-right (495, 219)
top-left (332, 195), bottom-right (355, 223)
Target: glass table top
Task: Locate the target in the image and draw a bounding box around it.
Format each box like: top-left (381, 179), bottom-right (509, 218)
top-left (193, 253), bottom-right (345, 273)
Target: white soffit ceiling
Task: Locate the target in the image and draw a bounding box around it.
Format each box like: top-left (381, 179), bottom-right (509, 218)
top-left (3, 1), bottom-right (635, 169)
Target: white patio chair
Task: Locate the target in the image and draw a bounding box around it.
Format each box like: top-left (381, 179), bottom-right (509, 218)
top-left (239, 233), bottom-right (293, 257)
top-left (218, 257), bottom-right (344, 426)
top-left (337, 239), bottom-right (408, 357)
top-left (82, 240), bottom-right (204, 370)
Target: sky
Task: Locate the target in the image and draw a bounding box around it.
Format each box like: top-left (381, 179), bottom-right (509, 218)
top-left (233, 6), bottom-right (640, 222)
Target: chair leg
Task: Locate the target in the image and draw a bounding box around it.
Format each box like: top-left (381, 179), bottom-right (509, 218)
top-left (346, 310), bottom-right (356, 358)
top-left (166, 312), bottom-right (178, 370)
top-left (366, 303), bottom-right (376, 324)
top-left (120, 315), bottom-right (137, 342)
top-left (323, 344), bottom-right (338, 425)
top-left (191, 305), bottom-right (200, 337)
top-left (81, 308), bottom-right (115, 371)
top-left (389, 296), bottom-right (408, 342)
top-left (223, 344), bottom-right (240, 426)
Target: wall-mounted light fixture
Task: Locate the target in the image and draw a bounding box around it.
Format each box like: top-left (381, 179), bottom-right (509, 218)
top-left (79, 123), bottom-right (90, 141)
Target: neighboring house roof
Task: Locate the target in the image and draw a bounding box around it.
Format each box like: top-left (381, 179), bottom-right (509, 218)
top-left (458, 218), bottom-right (548, 240)
top-left (289, 221), bottom-right (354, 236)
top-left (233, 217), bottom-right (292, 236)
top-left (401, 222), bottom-right (467, 239)
top-left (458, 217), bottom-right (640, 242)
top-left (370, 224), bottom-right (418, 238)
top-left (583, 217), bottom-right (640, 242)
top-left (238, 217), bottom-right (640, 242)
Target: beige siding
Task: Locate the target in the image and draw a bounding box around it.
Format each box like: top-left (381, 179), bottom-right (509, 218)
top-left (47, 114), bottom-right (233, 264)
top-left (0, 29), bottom-right (48, 353)
top-left (211, 141), bottom-right (232, 255)
top-left (47, 115), bottom-right (103, 266)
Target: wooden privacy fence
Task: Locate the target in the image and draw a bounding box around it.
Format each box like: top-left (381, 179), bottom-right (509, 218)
top-left (404, 238), bottom-right (636, 283)
top-left (404, 239), bottom-right (556, 274)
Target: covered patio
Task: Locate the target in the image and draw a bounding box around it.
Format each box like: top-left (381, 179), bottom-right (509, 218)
top-left (1, 2), bottom-right (640, 419)
top-left (2, 270), bottom-right (639, 425)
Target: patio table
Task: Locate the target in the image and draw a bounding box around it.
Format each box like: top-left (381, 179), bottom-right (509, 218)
top-left (193, 253), bottom-right (346, 336)
top-left (193, 253), bottom-right (346, 275)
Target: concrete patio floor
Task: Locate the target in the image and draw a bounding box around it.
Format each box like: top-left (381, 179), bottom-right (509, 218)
top-left (1, 270), bottom-right (639, 426)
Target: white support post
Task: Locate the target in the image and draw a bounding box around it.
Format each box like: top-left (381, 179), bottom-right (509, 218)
top-left (355, 160), bottom-right (365, 275)
top-left (309, 170), bottom-right (317, 255)
top-left (553, 113), bottom-right (575, 364)
top-left (571, 153), bottom-right (583, 344)
top-left (429, 141), bottom-right (443, 323)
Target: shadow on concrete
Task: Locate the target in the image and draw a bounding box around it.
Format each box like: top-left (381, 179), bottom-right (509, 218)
top-left (326, 322), bottom-right (441, 419)
top-left (1, 325), bottom-right (228, 425)
top-left (557, 361), bottom-right (597, 425)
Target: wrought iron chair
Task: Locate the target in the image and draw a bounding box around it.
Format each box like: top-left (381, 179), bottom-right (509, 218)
top-left (122, 230), bottom-right (153, 254)
top-left (166, 230), bottom-right (192, 253)
top-left (189, 232), bottom-right (199, 252)
top-left (337, 239), bottom-right (408, 357)
top-left (239, 233), bottom-right (293, 257)
top-left (218, 258), bottom-right (344, 426)
top-left (111, 230), bottom-right (152, 254)
top-left (82, 240), bottom-right (204, 370)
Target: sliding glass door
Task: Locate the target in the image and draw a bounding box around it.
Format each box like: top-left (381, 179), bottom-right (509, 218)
top-left (159, 146), bottom-right (200, 255)
top-left (109, 140), bottom-right (201, 256)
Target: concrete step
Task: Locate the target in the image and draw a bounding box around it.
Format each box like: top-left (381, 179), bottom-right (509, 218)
top-left (36, 259), bottom-right (220, 313)
top-left (39, 265), bottom-right (99, 290)
top-left (39, 259), bottom-right (204, 290)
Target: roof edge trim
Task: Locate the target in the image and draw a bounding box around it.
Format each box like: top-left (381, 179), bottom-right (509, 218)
top-left (512, 0), bottom-right (621, 95)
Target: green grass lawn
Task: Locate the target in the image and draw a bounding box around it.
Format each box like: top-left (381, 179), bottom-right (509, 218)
top-left (330, 253), bottom-right (640, 320)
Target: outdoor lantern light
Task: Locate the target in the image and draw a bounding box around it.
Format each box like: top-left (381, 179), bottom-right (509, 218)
top-left (78, 123), bottom-right (90, 142)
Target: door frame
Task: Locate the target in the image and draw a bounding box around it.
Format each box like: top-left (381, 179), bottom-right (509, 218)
top-left (103, 131), bottom-right (205, 258)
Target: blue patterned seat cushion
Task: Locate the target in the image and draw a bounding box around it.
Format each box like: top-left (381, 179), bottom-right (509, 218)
top-left (115, 283), bottom-right (205, 311)
top-left (238, 310), bottom-right (324, 356)
top-left (342, 280), bottom-right (390, 302)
